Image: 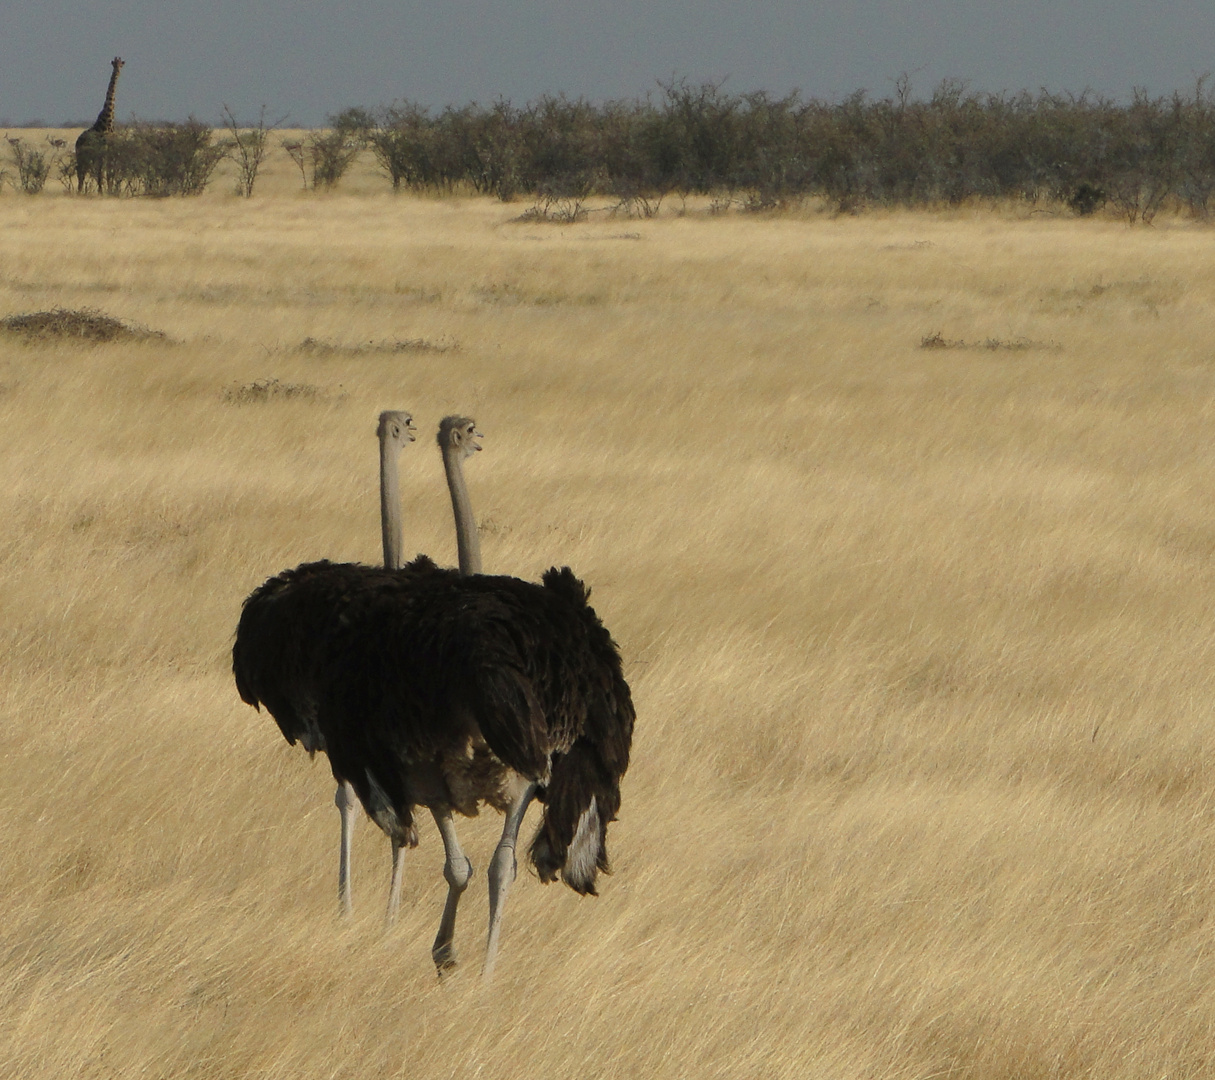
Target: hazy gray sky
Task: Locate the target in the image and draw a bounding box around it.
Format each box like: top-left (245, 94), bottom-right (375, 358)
top-left (1, 0), bottom-right (1210, 126)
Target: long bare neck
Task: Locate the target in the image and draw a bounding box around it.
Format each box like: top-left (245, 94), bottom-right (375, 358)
top-left (380, 433), bottom-right (403, 570)
top-left (442, 441), bottom-right (481, 575)
top-left (93, 64), bottom-right (122, 133)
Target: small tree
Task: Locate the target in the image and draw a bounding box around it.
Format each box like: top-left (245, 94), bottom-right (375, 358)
top-left (330, 107), bottom-right (375, 144)
top-left (83, 120), bottom-right (224, 196)
top-left (309, 129), bottom-right (360, 188)
top-left (281, 129), bottom-right (360, 189)
top-left (56, 153), bottom-right (76, 193)
top-left (222, 105), bottom-right (280, 197)
top-left (282, 140), bottom-right (308, 188)
top-left (5, 136), bottom-right (50, 194)
top-left (368, 103), bottom-right (434, 189)
top-left (129, 120), bottom-right (225, 196)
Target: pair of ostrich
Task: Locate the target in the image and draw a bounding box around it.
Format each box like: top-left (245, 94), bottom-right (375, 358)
top-left (233, 414), bottom-right (634, 977)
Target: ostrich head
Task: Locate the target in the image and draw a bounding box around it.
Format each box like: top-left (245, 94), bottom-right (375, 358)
top-left (377, 409), bottom-right (416, 448)
top-left (437, 415), bottom-right (483, 460)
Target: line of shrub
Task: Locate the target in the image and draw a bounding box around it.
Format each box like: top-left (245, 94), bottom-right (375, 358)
top-left (80, 120), bottom-right (225, 196)
top-left (4, 120), bottom-right (225, 196)
top-left (10, 78), bottom-right (1215, 217)
top-left (335, 78), bottom-right (1215, 220)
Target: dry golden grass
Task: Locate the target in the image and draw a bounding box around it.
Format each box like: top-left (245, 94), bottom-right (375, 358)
top-left (4, 152), bottom-right (1215, 1078)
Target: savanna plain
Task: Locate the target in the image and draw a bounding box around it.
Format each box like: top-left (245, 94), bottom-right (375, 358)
top-left (5, 143), bottom-right (1215, 1079)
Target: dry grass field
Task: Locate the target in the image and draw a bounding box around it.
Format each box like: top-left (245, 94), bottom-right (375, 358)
top-left (5, 138), bottom-right (1215, 1078)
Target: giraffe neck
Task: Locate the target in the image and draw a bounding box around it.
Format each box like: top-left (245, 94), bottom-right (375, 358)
top-left (92, 65), bottom-right (122, 133)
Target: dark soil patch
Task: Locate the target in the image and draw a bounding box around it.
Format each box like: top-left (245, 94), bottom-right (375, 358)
top-left (223, 378), bottom-right (325, 404)
top-left (298, 336), bottom-right (457, 356)
top-left (0, 308), bottom-right (166, 343)
top-left (920, 331), bottom-right (1060, 352)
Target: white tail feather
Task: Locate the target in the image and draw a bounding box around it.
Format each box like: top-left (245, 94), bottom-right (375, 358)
top-left (563, 796), bottom-right (600, 890)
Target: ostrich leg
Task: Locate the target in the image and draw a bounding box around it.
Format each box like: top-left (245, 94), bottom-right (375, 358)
top-left (483, 781), bottom-right (538, 980)
top-left (429, 808), bottom-right (474, 971)
top-left (387, 838), bottom-right (405, 922)
top-left (385, 819), bottom-right (421, 924)
top-left (335, 780), bottom-right (358, 916)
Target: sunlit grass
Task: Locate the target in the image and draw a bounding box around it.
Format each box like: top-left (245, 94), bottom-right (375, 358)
top-left (3, 176), bottom-right (1215, 1078)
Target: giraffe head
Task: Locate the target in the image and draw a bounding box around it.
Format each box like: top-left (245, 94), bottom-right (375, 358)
top-left (111, 57), bottom-right (125, 74)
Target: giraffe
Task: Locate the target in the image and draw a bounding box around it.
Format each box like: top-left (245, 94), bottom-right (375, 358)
top-left (75, 57), bottom-right (124, 194)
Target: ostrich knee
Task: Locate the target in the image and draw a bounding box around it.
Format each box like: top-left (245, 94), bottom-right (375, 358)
top-left (445, 851), bottom-right (473, 893)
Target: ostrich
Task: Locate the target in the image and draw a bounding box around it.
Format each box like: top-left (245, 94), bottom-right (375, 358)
top-left (378, 413), bottom-right (485, 929)
top-left (235, 428), bottom-right (634, 977)
top-left (307, 557), bottom-right (634, 976)
top-left (234, 410), bottom-right (416, 916)
top-left (233, 411), bottom-right (486, 917)
top-left (336, 408), bottom-right (429, 912)
top-left (410, 415), bottom-right (483, 952)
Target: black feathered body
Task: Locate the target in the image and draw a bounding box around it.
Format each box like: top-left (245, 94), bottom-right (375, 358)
top-left (234, 559), bottom-right (403, 754)
top-left (233, 556), bottom-right (634, 895)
